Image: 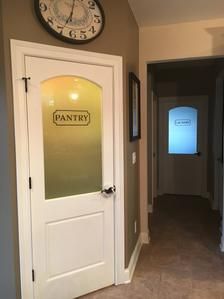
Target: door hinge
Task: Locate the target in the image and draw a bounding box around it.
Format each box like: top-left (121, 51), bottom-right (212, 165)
top-left (22, 77), bottom-right (31, 93)
top-left (32, 269), bottom-right (35, 282)
top-left (29, 177), bottom-right (32, 190)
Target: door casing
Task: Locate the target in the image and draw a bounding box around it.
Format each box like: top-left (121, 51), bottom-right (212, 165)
top-left (11, 39), bottom-right (126, 299)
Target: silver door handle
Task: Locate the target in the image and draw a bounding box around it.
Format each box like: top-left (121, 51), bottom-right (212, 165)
top-left (101, 186), bottom-right (116, 195)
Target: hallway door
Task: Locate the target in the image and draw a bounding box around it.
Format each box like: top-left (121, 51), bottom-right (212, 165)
top-left (26, 56), bottom-right (115, 299)
top-left (158, 96), bottom-right (208, 196)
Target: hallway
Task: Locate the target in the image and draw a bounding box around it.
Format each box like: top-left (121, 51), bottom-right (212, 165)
top-left (82, 195), bottom-right (224, 299)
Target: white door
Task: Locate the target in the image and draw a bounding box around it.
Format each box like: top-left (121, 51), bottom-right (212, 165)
top-left (26, 56), bottom-right (115, 299)
top-left (158, 96), bottom-right (208, 196)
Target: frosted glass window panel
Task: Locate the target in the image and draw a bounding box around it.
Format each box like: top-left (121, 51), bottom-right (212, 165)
top-left (41, 76), bottom-right (102, 199)
top-left (168, 106), bottom-right (198, 154)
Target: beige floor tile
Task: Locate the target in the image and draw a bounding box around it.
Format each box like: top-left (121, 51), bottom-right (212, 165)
top-left (81, 196), bottom-right (224, 299)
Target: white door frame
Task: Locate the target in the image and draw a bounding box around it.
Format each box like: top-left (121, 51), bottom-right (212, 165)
top-left (11, 39), bottom-right (126, 299)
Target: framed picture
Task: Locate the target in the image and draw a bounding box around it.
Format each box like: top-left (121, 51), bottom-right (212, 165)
top-left (129, 72), bottom-right (141, 141)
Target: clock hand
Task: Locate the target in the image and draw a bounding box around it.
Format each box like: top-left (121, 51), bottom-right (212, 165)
top-left (69, 0), bottom-right (76, 22)
top-left (62, 0), bottom-right (75, 30)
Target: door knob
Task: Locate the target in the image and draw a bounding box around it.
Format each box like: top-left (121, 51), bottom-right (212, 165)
top-left (101, 186), bottom-right (116, 196)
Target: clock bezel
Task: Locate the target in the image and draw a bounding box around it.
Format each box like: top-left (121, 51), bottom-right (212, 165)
top-left (34, 0), bottom-right (105, 44)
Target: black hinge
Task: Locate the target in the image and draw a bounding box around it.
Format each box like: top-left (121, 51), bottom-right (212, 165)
top-left (32, 269), bottom-right (35, 282)
top-left (29, 177), bottom-right (32, 190)
top-left (22, 77), bottom-right (31, 93)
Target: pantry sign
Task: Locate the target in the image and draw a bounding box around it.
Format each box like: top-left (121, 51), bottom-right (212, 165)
top-left (53, 110), bottom-right (90, 126)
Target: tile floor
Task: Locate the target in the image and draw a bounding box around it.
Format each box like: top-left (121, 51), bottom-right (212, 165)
top-left (81, 195), bottom-right (224, 299)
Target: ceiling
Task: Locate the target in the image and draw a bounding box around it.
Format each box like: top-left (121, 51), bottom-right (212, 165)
top-left (128, 0), bottom-right (224, 27)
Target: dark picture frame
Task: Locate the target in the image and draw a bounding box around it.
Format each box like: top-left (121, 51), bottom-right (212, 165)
top-left (129, 72), bottom-right (141, 141)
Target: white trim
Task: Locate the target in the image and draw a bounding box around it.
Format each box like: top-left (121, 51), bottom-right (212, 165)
top-left (10, 39), bottom-right (125, 298)
top-left (141, 231), bottom-right (150, 244)
top-left (220, 236), bottom-right (224, 252)
top-left (124, 233), bottom-right (145, 283)
top-left (148, 204), bottom-right (153, 214)
top-left (205, 192), bottom-right (217, 211)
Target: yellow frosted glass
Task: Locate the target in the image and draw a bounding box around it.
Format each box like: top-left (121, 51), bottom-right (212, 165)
top-left (41, 76), bottom-right (102, 199)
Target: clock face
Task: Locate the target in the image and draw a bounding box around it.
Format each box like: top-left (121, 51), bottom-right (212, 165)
top-left (35, 0), bottom-right (105, 44)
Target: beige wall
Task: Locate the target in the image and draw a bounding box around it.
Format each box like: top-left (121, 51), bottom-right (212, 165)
top-left (139, 17), bottom-right (224, 237)
top-left (1, 0), bottom-right (139, 297)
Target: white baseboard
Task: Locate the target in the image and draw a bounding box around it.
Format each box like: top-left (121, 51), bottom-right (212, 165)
top-left (212, 200), bottom-right (219, 211)
top-left (148, 204), bottom-right (153, 214)
top-left (207, 192), bottom-right (213, 208)
top-left (209, 196), bottom-right (217, 210)
top-left (205, 193), bottom-right (219, 211)
top-left (124, 232), bottom-right (148, 283)
top-left (141, 231), bottom-right (150, 244)
top-left (220, 236), bottom-right (224, 252)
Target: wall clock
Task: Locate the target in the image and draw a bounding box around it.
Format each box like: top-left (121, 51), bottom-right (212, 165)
top-left (34, 0), bottom-right (105, 44)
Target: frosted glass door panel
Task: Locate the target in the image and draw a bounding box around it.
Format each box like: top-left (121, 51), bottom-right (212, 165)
top-left (41, 76), bottom-right (102, 199)
top-left (168, 106), bottom-right (198, 154)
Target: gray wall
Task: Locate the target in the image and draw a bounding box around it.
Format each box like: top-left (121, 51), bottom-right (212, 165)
top-left (0, 1), bottom-right (19, 298)
top-left (0, 0), bottom-right (140, 297)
